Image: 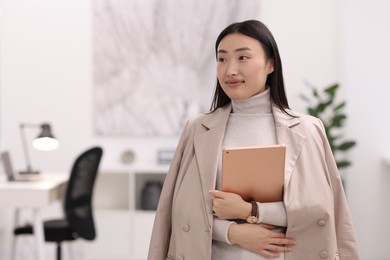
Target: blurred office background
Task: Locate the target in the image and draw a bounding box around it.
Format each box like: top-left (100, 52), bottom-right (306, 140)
top-left (0, 0), bottom-right (389, 259)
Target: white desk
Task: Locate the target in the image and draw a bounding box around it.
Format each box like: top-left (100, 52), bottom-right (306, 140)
top-left (0, 174), bottom-right (68, 260)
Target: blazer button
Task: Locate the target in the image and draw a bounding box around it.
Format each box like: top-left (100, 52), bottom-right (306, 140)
top-left (182, 225), bottom-right (190, 232)
top-left (317, 219), bottom-right (326, 227)
top-left (319, 250), bottom-right (328, 259)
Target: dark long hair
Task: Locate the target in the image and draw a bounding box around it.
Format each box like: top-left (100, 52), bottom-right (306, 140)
top-left (210, 20), bottom-right (291, 114)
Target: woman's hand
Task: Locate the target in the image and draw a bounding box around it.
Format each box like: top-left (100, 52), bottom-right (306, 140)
top-left (228, 223), bottom-right (296, 258)
top-left (209, 190), bottom-right (251, 220)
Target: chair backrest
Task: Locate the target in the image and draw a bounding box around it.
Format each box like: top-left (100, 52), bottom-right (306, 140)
top-left (64, 146), bottom-right (103, 240)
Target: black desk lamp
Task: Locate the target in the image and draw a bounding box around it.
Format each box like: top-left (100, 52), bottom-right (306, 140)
top-left (19, 123), bottom-right (59, 174)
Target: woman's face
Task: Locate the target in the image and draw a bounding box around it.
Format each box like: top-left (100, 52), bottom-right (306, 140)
top-left (217, 33), bottom-right (274, 101)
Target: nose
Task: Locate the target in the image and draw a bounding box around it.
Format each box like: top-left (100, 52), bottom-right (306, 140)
top-left (226, 61), bottom-right (238, 76)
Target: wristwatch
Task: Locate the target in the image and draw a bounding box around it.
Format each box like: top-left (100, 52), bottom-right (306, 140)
top-left (246, 201), bottom-right (258, 223)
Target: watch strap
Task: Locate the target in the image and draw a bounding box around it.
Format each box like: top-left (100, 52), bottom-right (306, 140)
top-left (246, 201), bottom-right (258, 223)
top-left (250, 201), bottom-right (258, 218)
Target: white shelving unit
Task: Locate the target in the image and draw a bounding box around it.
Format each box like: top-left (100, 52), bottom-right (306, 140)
top-left (84, 166), bottom-right (168, 260)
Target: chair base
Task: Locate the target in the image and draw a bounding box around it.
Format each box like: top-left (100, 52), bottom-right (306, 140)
top-left (14, 219), bottom-right (76, 260)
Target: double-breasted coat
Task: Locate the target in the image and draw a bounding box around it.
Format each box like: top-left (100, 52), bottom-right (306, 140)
top-left (148, 104), bottom-right (360, 260)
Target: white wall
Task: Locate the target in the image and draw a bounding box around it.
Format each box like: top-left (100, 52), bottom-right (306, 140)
top-left (0, 0), bottom-right (389, 259)
top-left (260, 0), bottom-right (341, 112)
top-left (341, 1), bottom-right (390, 259)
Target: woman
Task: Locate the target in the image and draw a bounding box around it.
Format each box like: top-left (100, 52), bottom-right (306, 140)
top-left (148, 20), bottom-right (360, 260)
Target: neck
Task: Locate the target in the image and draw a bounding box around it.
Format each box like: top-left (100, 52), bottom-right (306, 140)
top-left (231, 88), bottom-right (272, 114)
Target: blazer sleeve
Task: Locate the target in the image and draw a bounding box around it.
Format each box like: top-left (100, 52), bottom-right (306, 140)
top-left (147, 121), bottom-right (191, 260)
top-left (317, 119), bottom-right (360, 259)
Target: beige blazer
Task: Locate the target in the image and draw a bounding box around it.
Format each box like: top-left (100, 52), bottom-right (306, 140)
top-left (148, 104), bottom-right (360, 260)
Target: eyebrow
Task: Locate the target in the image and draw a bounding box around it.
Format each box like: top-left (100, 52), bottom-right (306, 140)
top-left (217, 47), bottom-right (252, 54)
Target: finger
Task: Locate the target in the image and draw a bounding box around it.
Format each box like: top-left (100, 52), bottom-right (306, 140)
top-left (258, 223), bottom-right (276, 230)
top-left (258, 249), bottom-right (280, 258)
top-left (211, 204), bottom-right (219, 215)
top-left (270, 237), bottom-right (296, 245)
top-left (265, 244), bottom-right (293, 253)
top-left (269, 231), bottom-right (285, 238)
top-left (209, 190), bottom-right (224, 199)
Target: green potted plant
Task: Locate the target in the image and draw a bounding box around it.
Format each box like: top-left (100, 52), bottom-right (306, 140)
top-left (300, 83), bottom-right (356, 169)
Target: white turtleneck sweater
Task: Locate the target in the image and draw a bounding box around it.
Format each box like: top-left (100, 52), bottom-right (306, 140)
top-left (212, 89), bottom-right (287, 260)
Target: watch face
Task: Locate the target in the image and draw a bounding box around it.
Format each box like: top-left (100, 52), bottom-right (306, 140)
top-left (247, 216), bottom-right (258, 224)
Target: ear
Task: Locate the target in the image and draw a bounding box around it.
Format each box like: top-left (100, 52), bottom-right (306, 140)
top-left (267, 59), bottom-right (274, 74)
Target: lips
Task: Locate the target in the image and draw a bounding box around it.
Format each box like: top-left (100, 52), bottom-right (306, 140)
top-left (225, 79), bottom-right (245, 87)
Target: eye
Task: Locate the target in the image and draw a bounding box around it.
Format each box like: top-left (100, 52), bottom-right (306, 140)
top-left (238, 56), bottom-right (249, 61)
top-left (217, 57), bottom-right (227, 63)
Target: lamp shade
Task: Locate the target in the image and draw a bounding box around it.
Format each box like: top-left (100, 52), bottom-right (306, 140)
top-left (32, 124), bottom-right (59, 151)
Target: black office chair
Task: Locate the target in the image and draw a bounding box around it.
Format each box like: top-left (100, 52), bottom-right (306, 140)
top-left (13, 146), bottom-right (103, 260)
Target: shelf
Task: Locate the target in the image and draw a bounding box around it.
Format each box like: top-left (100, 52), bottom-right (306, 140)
top-left (84, 210), bottom-right (132, 259)
top-left (86, 168), bottom-right (167, 259)
top-left (93, 171), bottom-right (130, 210)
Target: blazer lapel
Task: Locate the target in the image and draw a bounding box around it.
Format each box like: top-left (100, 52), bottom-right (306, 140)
top-left (272, 105), bottom-right (306, 188)
top-left (194, 105), bottom-right (231, 226)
